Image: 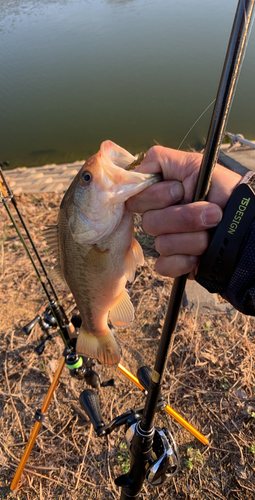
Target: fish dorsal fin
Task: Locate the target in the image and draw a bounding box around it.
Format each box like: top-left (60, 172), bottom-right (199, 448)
top-left (43, 225), bottom-right (66, 286)
top-left (131, 238), bottom-right (144, 266)
top-left (109, 289), bottom-right (134, 328)
top-left (43, 225), bottom-right (59, 261)
top-left (124, 246), bottom-right (137, 282)
top-left (48, 264), bottom-right (66, 286)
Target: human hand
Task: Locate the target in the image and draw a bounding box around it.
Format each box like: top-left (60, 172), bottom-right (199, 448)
top-left (126, 146), bottom-right (241, 279)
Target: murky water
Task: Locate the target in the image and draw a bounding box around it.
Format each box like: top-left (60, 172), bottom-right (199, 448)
top-left (0, 0), bottom-right (254, 168)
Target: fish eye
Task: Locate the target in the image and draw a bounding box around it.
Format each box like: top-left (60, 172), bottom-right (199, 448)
top-left (81, 171), bottom-right (92, 183)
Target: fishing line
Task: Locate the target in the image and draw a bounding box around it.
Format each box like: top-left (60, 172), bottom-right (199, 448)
top-left (178, 1), bottom-right (255, 152)
top-left (177, 98), bottom-right (216, 150)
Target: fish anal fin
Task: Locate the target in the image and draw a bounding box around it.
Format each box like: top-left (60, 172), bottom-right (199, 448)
top-left (76, 327), bottom-right (120, 366)
top-left (131, 238), bottom-right (144, 266)
top-left (48, 264), bottom-right (66, 285)
top-left (109, 289), bottom-right (134, 328)
top-left (124, 246), bottom-right (136, 282)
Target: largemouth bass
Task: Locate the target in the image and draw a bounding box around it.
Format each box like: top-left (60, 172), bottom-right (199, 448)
top-left (45, 140), bottom-right (160, 366)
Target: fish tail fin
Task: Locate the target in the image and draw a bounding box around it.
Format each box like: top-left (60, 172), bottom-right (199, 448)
top-left (76, 327), bottom-right (120, 366)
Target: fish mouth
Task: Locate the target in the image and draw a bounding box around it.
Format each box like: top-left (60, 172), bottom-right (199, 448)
top-left (101, 140), bottom-right (136, 169)
top-left (100, 141), bottom-right (161, 204)
top-left (108, 171), bottom-right (161, 204)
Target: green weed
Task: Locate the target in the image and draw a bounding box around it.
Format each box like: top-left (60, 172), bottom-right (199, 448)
top-left (117, 442), bottom-right (130, 474)
top-left (248, 407), bottom-right (255, 419)
top-left (184, 447), bottom-right (203, 470)
top-left (248, 445), bottom-right (255, 454)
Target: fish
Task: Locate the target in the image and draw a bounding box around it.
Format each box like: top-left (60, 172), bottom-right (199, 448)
top-left (44, 140), bottom-right (160, 366)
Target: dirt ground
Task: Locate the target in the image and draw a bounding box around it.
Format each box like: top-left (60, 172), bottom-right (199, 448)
top-left (0, 193), bottom-right (255, 500)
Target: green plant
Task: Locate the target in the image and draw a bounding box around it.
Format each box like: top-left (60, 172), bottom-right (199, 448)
top-left (11, 243), bottom-right (21, 251)
top-left (38, 361), bottom-right (46, 372)
top-left (219, 378), bottom-right (229, 390)
top-left (117, 442), bottom-right (130, 474)
top-left (248, 445), bottom-right (255, 454)
top-left (205, 321), bottom-right (212, 331)
top-left (248, 407), bottom-right (255, 419)
top-left (184, 446), bottom-right (203, 470)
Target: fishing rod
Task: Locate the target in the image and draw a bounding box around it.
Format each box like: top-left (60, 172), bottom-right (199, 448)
top-left (0, 169), bottom-right (59, 303)
top-left (0, 168), bottom-right (74, 346)
top-left (114, 1), bottom-right (255, 498)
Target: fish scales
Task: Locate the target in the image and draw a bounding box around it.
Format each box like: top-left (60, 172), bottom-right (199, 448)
top-left (45, 140), bottom-right (160, 366)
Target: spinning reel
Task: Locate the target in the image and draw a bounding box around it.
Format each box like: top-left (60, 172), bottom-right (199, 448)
top-left (23, 302), bottom-right (59, 355)
top-left (24, 307), bottom-right (115, 389)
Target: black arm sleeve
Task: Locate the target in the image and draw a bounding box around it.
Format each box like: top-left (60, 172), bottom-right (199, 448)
top-left (196, 171), bottom-right (255, 316)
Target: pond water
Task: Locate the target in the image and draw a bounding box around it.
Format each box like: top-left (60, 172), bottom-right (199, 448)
top-left (0, 0), bottom-right (254, 168)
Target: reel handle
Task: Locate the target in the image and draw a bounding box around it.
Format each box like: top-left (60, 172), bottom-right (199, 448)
top-left (79, 389), bottom-right (105, 436)
top-left (23, 315), bottom-right (41, 335)
top-left (34, 334), bottom-right (52, 355)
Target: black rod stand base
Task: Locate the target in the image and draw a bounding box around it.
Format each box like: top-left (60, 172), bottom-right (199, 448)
top-left (115, 422), bottom-right (154, 499)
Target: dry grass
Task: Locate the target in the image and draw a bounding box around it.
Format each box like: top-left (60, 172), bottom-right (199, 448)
top-left (0, 193), bottom-right (255, 500)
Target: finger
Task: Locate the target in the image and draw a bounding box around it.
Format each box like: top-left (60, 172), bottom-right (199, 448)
top-left (155, 231), bottom-right (210, 257)
top-left (126, 180), bottom-right (184, 213)
top-left (142, 202), bottom-right (223, 236)
top-left (137, 146), bottom-right (241, 208)
top-left (155, 254), bottom-right (200, 278)
top-left (135, 146), bottom-right (201, 182)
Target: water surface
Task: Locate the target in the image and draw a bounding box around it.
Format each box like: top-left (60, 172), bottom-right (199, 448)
top-left (0, 0), bottom-right (254, 168)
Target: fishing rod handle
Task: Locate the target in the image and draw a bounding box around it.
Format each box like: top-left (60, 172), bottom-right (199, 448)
top-left (79, 389), bottom-right (105, 435)
top-left (23, 315), bottom-right (41, 335)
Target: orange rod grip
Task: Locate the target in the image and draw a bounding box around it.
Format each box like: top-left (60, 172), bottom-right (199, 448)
top-left (117, 363), bottom-right (144, 391)
top-left (0, 180), bottom-right (7, 197)
top-left (117, 363), bottom-right (208, 446)
top-left (164, 405), bottom-right (208, 445)
top-left (10, 356), bottom-right (66, 491)
top-left (10, 422), bottom-right (42, 491)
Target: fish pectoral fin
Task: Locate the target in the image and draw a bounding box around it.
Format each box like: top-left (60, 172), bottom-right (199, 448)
top-left (48, 264), bottom-right (67, 286)
top-left (76, 327), bottom-right (120, 366)
top-left (124, 246), bottom-right (137, 282)
top-left (109, 289), bottom-right (134, 328)
top-left (131, 238), bottom-right (144, 266)
top-left (86, 246), bottom-right (109, 274)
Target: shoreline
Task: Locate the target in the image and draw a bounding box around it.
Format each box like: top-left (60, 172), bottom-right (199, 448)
top-left (2, 143), bottom-right (255, 195)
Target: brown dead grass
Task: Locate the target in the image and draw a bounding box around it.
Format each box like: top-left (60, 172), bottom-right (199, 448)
top-left (0, 193), bottom-right (255, 500)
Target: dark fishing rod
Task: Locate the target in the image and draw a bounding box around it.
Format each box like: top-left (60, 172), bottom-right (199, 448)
top-left (117, 1), bottom-right (255, 498)
top-left (0, 168), bottom-right (73, 346)
top-left (0, 169), bottom-right (59, 303)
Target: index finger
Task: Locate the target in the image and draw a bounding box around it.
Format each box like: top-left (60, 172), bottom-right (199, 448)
top-left (135, 146), bottom-right (202, 183)
top-left (126, 180), bottom-right (184, 213)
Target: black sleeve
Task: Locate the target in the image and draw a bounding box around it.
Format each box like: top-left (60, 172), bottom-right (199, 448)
top-left (195, 171), bottom-right (255, 316)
